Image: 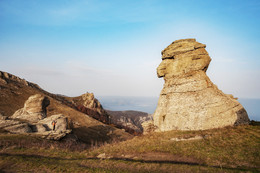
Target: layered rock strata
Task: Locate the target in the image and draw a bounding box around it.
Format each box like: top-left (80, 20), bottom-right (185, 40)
top-left (1, 94), bottom-right (71, 140)
top-left (153, 38), bottom-right (250, 131)
top-left (71, 92), bottom-right (110, 123)
top-left (11, 94), bottom-right (50, 122)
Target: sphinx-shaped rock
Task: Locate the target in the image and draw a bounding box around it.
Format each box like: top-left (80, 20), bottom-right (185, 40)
top-left (153, 39), bottom-right (250, 131)
top-left (11, 94), bottom-right (50, 122)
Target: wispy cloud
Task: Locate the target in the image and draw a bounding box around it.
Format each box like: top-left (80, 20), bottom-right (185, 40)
top-left (7, 65), bottom-right (65, 77)
top-left (64, 60), bottom-right (115, 76)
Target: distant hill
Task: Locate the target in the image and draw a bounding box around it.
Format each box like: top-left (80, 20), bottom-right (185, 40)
top-left (0, 71), bottom-right (132, 144)
top-left (106, 110), bottom-right (153, 134)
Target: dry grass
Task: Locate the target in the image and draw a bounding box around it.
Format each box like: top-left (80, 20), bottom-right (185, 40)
top-left (87, 124), bottom-right (260, 171)
top-left (0, 124), bottom-right (259, 172)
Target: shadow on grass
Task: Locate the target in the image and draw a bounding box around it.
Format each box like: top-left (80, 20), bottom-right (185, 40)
top-left (0, 153), bottom-right (258, 172)
top-left (72, 125), bottom-right (125, 145)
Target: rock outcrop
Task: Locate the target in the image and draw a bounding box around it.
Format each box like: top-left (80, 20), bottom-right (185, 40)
top-left (71, 92), bottom-right (110, 123)
top-left (152, 38), bottom-right (250, 131)
top-left (0, 71), bottom-right (30, 86)
top-left (11, 94), bottom-right (50, 122)
top-left (1, 94), bottom-right (71, 140)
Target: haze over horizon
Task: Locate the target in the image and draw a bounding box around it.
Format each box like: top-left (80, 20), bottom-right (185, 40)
top-left (0, 0), bottom-right (259, 98)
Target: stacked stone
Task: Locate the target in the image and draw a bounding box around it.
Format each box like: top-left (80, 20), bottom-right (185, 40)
top-left (153, 39), bottom-right (249, 131)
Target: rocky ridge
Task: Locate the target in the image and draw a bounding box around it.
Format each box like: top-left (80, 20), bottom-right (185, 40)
top-left (0, 71), bottom-right (150, 135)
top-left (66, 92), bottom-right (110, 124)
top-left (149, 38), bottom-right (250, 132)
top-left (0, 71), bottom-right (109, 124)
top-left (0, 71), bottom-right (132, 143)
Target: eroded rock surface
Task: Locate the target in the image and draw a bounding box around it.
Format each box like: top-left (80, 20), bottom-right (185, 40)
top-left (11, 94), bottom-right (50, 122)
top-left (71, 92), bottom-right (110, 123)
top-left (1, 94), bottom-right (71, 140)
top-left (38, 114), bottom-right (68, 133)
top-left (153, 38), bottom-right (250, 131)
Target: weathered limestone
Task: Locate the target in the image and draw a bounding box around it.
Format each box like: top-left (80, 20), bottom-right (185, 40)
top-left (80, 92), bottom-right (104, 115)
top-left (2, 94), bottom-right (71, 140)
top-left (153, 38), bottom-right (250, 131)
top-left (38, 114), bottom-right (68, 133)
top-left (72, 92), bottom-right (110, 123)
top-left (4, 123), bottom-right (32, 133)
top-left (11, 94), bottom-right (50, 122)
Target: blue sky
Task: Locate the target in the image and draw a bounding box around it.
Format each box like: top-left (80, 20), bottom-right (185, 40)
top-left (0, 0), bottom-right (259, 98)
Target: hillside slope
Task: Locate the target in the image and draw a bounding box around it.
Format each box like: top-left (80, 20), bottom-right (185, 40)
top-left (0, 123), bottom-right (259, 172)
top-left (0, 71), bottom-right (132, 144)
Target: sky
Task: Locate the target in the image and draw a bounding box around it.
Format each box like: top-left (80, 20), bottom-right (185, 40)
top-left (0, 0), bottom-right (259, 98)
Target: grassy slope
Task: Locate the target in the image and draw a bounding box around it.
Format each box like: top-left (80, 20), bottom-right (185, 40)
top-left (0, 72), bottom-right (132, 144)
top-left (0, 124), bottom-right (259, 172)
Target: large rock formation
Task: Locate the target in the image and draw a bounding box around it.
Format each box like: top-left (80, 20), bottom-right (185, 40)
top-left (11, 94), bottom-right (50, 122)
top-left (1, 94), bottom-right (71, 140)
top-left (153, 38), bottom-right (250, 131)
top-left (71, 92), bottom-right (110, 123)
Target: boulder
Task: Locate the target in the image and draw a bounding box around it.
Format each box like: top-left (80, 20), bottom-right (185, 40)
top-left (36, 114), bottom-right (71, 140)
top-left (153, 38), bottom-right (250, 131)
top-left (0, 114), bottom-right (71, 140)
top-left (4, 123), bottom-right (32, 133)
top-left (11, 94), bottom-right (50, 122)
top-left (30, 124), bottom-right (47, 133)
top-left (38, 114), bottom-right (68, 133)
